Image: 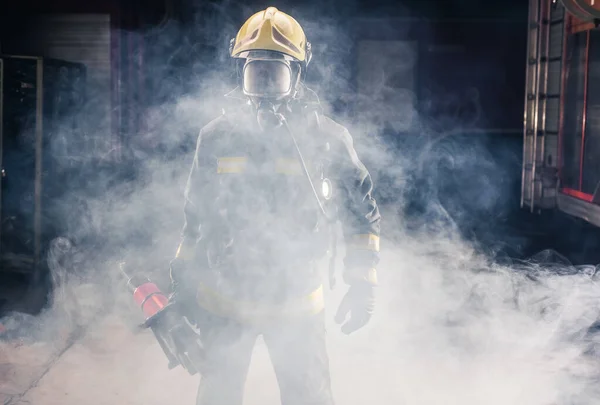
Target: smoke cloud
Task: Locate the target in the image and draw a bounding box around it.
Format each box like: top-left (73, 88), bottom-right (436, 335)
top-left (2, 3), bottom-right (600, 405)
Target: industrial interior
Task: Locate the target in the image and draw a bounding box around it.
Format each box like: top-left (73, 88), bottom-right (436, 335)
top-left (1, 0), bottom-right (600, 404)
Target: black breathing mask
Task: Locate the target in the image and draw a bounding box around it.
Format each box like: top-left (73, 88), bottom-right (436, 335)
top-left (243, 59), bottom-right (294, 98)
top-left (239, 52), bottom-right (301, 131)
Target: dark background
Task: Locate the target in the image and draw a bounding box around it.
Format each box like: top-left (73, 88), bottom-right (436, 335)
top-left (1, 0), bottom-right (599, 315)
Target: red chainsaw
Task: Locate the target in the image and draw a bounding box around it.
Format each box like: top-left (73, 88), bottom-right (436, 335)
top-left (119, 262), bottom-right (205, 376)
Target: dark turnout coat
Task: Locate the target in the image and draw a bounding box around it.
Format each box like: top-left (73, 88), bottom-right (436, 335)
top-left (176, 87), bottom-right (380, 324)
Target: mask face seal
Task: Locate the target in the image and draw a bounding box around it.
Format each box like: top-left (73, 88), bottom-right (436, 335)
top-left (243, 59), bottom-right (293, 100)
top-left (237, 51), bottom-right (301, 130)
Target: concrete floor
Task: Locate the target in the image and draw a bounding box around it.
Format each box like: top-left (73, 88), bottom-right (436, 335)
top-left (0, 314), bottom-right (284, 405)
top-left (0, 277), bottom-right (389, 405)
top-left (3, 236), bottom-right (600, 405)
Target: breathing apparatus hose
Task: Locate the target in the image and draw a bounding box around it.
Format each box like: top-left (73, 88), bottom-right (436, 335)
top-left (276, 113), bottom-right (332, 222)
top-left (276, 112), bottom-right (338, 288)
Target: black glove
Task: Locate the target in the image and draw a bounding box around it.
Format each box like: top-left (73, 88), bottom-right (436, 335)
top-left (334, 281), bottom-right (375, 335)
top-left (169, 256), bottom-right (206, 325)
top-left (168, 257), bottom-right (196, 305)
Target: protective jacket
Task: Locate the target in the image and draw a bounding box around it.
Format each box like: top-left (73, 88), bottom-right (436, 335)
top-left (175, 85), bottom-right (380, 324)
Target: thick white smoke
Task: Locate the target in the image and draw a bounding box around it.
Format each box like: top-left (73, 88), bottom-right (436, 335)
top-left (2, 4), bottom-right (600, 405)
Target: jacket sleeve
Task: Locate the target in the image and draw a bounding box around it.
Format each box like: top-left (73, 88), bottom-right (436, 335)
top-left (329, 122), bottom-right (381, 286)
top-left (176, 131), bottom-right (204, 259)
top-left (169, 129), bottom-right (206, 291)
top-left (174, 114), bottom-right (229, 265)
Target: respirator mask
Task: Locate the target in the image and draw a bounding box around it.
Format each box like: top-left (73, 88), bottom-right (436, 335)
top-left (240, 51), bottom-right (301, 130)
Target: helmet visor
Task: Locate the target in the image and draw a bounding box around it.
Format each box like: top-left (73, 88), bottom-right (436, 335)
top-left (243, 60), bottom-right (292, 98)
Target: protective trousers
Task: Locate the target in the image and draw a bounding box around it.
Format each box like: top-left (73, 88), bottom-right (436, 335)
top-left (195, 310), bottom-right (334, 405)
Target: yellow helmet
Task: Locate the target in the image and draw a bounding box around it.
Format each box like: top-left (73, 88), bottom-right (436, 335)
top-left (230, 7), bottom-right (312, 65)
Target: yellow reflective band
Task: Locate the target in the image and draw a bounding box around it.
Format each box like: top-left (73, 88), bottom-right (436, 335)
top-left (175, 242), bottom-right (193, 260)
top-left (196, 283), bottom-right (324, 325)
top-left (348, 234), bottom-right (380, 252)
top-left (275, 157), bottom-right (303, 175)
top-left (366, 267), bottom-right (378, 285)
top-left (217, 157), bottom-right (247, 173)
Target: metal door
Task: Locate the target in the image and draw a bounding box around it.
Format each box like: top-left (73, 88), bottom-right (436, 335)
top-left (356, 40), bottom-right (418, 133)
top-left (0, 56), bottom-right (42, 274)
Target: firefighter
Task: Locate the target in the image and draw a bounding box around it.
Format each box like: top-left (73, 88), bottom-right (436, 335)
top-left (169, 7), bottom-right (381, 405)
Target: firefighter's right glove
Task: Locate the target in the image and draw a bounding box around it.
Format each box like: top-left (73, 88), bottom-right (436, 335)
top-left (168, 257), bottom-right (184, 303)
top-left (169, 241), bottom-right (197, 302)
top-left (168, 256), bottom-right (198, 308)
top-left (169, 256), bottom-right (202, 323)
top-left (335, 268), bottom-right (377, 335)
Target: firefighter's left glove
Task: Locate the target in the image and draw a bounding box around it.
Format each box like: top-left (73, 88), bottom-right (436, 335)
top-left (335, 268), bottom-right (377, 335)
